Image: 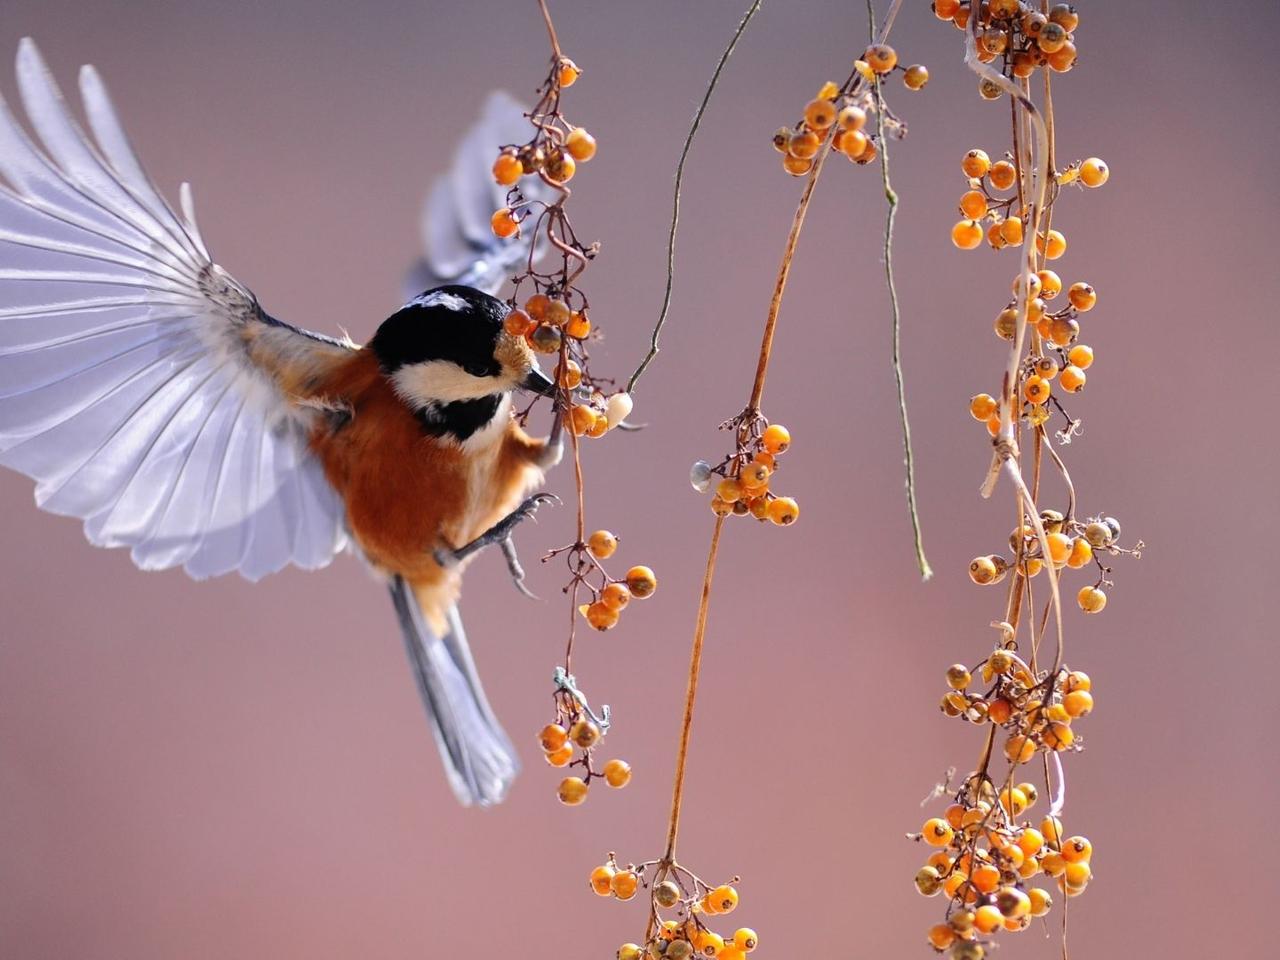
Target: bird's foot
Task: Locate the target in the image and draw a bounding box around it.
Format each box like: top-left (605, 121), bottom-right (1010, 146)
top-left (433, 494), bottom-right (560, 592)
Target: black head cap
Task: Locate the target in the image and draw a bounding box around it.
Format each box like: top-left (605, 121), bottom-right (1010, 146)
top-left (370, 285), bottom-right (509, 377)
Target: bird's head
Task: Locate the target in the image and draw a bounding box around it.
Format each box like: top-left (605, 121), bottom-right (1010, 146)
top-left (370, 286), bottom-right (555, 412)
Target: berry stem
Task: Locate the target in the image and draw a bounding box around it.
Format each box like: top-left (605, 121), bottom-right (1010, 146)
top-left (627, 0), bottom-right (764, 395)
top-left (661, 514), bottom-right (726, 864)
top-left (536, 0), bottom-right (563, 60)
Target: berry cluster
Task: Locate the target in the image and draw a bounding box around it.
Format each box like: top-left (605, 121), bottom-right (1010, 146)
top-left (690, 421), bottom-right (798, 526)
top-left (540, 698), bottom-right (632, 807)
top-left (933, 0), bottom-right (1083, 83)
top-left (951, 149), bottom-right (1109, 253)
top-left (921, 4), bottom-right (1136, 956)
top-left (771, 44), bottom-right (925, 177)
top-left (915, 772), bottom-right (1093, 957)
top-left (491, 9), bottom-right (652, 809)
top-left (591, 857), bottom-right (755, 960)
top-left (966, 508), bottom-right (1135, 614)
top-left (938, 653), bottom-right (1094, 758)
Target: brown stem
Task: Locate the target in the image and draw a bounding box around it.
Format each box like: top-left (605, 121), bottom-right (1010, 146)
top-left (747, 142), bottom-right (831, 411)
top-left (662, 514), bottom-right (726, 862)
top-left (537, 0), bottom-right (563, 59)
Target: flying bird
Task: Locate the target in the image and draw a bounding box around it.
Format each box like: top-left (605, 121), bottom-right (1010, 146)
top-left (0, 40), bottom-right (561, 806)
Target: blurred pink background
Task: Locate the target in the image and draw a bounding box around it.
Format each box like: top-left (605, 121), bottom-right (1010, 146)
top-left (1, 1), bottom-right (1276, 957)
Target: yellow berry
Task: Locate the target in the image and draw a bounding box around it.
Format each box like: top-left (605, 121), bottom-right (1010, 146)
top-left (1080, 157), bottom-right (1110, 187)
top-left (1066, 537), bottom-right (1093, 569)
top-left (903, 63), bottom-right (929, 90)
top-left (1077, 585), bottom-right (1107, 613)
top-left (566, 311), bottom-right (591, 339)
top-left (733, 929), bottom-right (757, 953)
top-left (1068, 344), bottom-right (1094, 369)
top-left (970, 393), bottom-right (998, 420)
top-left (1023, 375), bottom-right (1051, 405)
top-left (1038, 228), bottom-right (1067, 260)
top-left (1063, 689), bottom-right (1093, 717)
top-left (864, 43), bottom-right (898, 73)
top-left (1060, 364), bottom-right (1086, 393)
top-left (988, 160), bottom-right (1017, 191)
top-left (601, 582), bottom-right (632, 612)
top-left (619, 946), bottom-right (642, 960)
top-left (803, 98), bottom-right (837, 130)
top-left (569, 719), bottom-right (601, 748)
top-left (960, 190), bottom-right (988, 219)
top-left (710, 884), bottom-right (739, 913)
top-left (838, 105), bottom-right (867, 131)
top-left (544, 151), bottom-right (576, 184)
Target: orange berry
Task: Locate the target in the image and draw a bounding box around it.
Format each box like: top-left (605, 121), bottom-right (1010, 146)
top-left (1066, 537), bottom-right (1093, 569)
top-left (716, 477), bottom-right (744, 503)
top-left (1060, 364), bottom-right (1086, 392)
top-left (970, 393), bottom-right (998, 421)
top-left (971, 863), bottom-right (1001, 894)
top-left (565, 127), bottom-right (597, 161)
top-left (569, 719), bottom-right (601, 748)
top-left (834, 128), bottom-right (869, 159)
top-left (539, 723), bottom-right (569, 752)
top-left (603, 758), bottom-right (632, 788)
top-left (1043, 721), bottom-right (1075, 751)
top-left (694, 930), bottom-right (725, 957)
top-left (1068, 282), bottom-right (1096, 312)
top-left (767, 497), bottom-right (799, 526)
top-left (903, 63), bottom-right (929, 90)
top-left (1038, 229), bottom-right (1067, 260)
top-left (565, 311), bottom-right (591, 339)
top-left (1078, 584), bottom-right (1107, 614)
top-left (585, 600), bottom-right (620, 631)
top-left (864, 43), bottom-right (898, 73)
top-left (1000, 217), bottom-right (1024, 245)
top-left (782, 154), bottom-right (814, 177)
top-left (1045, 531), bottom-right (1072, 564)
top-left (559, 359), bottom-right (582, 389)
top-left (952, 220), bottom-right (984, 249)
top-left (601, 582), bottom-right (632, 612)
top-left (492, 152), bottom-right (522, 186)
top-left (927, 925), bottom-right (956, 950)
top-left (1023, 375), bottom-right (1051, 405)
top-left (803, 98), bottom-right (837, 130)
top-left (558, 59), bottom-right (581, 87)
top-left (973, 904), bottom-right (1004, 934)
top-left (558, 776), bottom-right (588, 805)
top-left (625, 565), bottom-right (658, 599)
top-left (762, 423), bottom-right (791, 454)
top-left (923, 817), bottom-right (955, 846)
top-left (588, 530), bottom-right (618, 559)
top-left (960, 190), bottom-right (988, 220)
top-left (504, 308), bottom-right (534, 337)
top-left (988, 159), bottom-right (1017, 190)
top-left (545, 151), bottom-right (576, 184)
top-left (1028, 887), bottom-right (1053, 917)
top-left (1062, 836), bottom-right (1093, 863)
top-left (1062, 861), bottom-right (1092, 887)
top-left (545, 743), bottom-right (573, 767)
top-left (733, 929), bottom-right (757, 953)
top-left (740, 460), bottom-right (772, 490)
top-left (1005, 734), bottom-right (1036, 763)
top-left (710, 884), bottom-right (739, 914)
top-left (1063, 689), bottom-right (1093, 717)
top-left (490, 207), bottom-right (519, 239)
top-left (1018, 828), bottom-right (1045, 858)
top-left (524, 293), bottom-right (551, 320)
top-left (986, 414), bottom-right (1001, 437)
top-left (1037, 270), bottom-right (1063, 300)
top-left (1080, 157), bottom-right (1109, 187)
top-left (591, 864), bottom-right (617, 895)
top-left (1068, 344), bottom-right (1094, 369)
top-left (962, 149), bottom-right (991, 179)
top-left (611, 870), bottom-right (640, 900)
top-left (837, 105), bottom-right (867, 131)
top-left (788, 130), bottom-right (821, 160)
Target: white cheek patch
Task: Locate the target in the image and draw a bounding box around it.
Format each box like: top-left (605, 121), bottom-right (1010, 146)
top-left (392, 359), bottom-right (511, 406)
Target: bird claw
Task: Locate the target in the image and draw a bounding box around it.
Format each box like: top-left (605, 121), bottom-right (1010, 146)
top-left (434, 493), bottom-right (561, 570)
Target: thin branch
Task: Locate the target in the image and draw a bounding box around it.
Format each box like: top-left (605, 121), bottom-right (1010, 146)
top-left (627, 0), bottom-right (764, 394)
top-left (868, 0), bottom-right (931, 581)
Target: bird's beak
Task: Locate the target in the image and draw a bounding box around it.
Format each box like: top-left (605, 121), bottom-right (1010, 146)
top-left (521, 366), bottom-right (556, 397)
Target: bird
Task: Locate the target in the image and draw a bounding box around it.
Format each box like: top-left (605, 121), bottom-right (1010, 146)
top-left (0, 39), bottom-right (564, 806)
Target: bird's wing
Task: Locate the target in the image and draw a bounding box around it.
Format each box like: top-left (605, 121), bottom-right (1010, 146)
top-left (0, 39), bottom-right (352, 581)
top-left (404, 90), bottom-right (550, 299)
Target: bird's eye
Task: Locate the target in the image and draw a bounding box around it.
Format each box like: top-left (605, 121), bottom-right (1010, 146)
top-left (464, 362), bottom-right (490, 378)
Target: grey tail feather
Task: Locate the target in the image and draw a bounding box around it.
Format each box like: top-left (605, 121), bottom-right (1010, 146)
top-left (388, 576), bottom-right (519, 807)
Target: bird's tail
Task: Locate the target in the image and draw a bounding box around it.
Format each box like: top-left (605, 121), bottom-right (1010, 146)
top-left (388, 576), bottom-right (519, 806)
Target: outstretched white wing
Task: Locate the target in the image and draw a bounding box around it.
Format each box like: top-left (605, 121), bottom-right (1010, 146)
top-left (406, 90), bottom-right (551, 298)
top-left (0, 39), bottom-right (351, 581)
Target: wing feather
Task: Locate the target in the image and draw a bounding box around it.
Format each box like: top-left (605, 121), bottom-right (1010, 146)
top-left (0, 39), bottom-right (351, 579)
